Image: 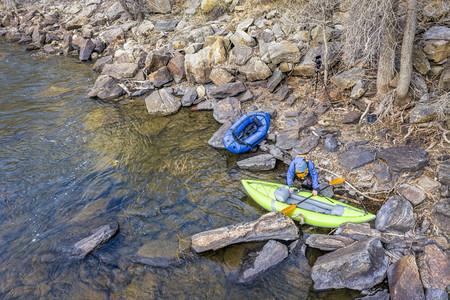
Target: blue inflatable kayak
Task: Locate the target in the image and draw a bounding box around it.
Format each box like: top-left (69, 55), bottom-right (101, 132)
top-left (223, 111), bottom-right (270, 153)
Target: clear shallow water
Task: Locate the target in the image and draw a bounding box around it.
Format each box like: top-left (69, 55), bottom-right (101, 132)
top-left (0, 41), bottom-right (358, 299)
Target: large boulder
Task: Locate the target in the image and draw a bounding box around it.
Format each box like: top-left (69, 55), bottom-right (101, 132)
top-left (88, 75), bottom-right (125, 100)
top-left (387, 255), bottom-right (425, 300)
top-left (311, 237), bottom-right (388, 291)
top-left (266, 41), bottom-right (301, 65)
top-left (191, 212), bottom-right (299, 252)
top-left (331, 68), bottom-right (366, 90)
top-left (239, 57), bottom-right (272, 81)
top-left (102, 62), bottom-right (140, 79)
top-left (375, 196), bottom-right (415, 233)
top-left (212, 97), bottom-right (241, 124)
top-left (377, 146), bottom-right (430, 172)
top-left (144, 89), bottom-right (181, 116)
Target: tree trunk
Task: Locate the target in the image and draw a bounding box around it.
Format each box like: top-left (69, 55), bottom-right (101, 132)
top-left (376, 0), bottom-right (398, 96)
top-left (396, 0), bottom-right (418, 100)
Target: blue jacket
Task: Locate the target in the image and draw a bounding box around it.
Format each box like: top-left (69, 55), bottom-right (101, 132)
top-left (286, 156), bottom-right (319, 190)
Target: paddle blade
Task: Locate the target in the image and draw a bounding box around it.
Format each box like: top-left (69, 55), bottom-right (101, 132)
top-left (281, 204), bottom-right (297, 215)
top-left (329, 177), bottom-right (345, 186)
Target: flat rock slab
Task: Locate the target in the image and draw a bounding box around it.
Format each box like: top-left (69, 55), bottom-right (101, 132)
top-left (339, 147), bottom-right (376, 170)
top-left (237, 154), bottom-right (276, 171)
top-left (238, 240), bottom-right (288, 283)
top-left (335, 222), bottom-right (381, 241)
top-left (305, 234), bottom-right (355, 251)
top-left (387, 255), bottom-right (425, 300)
top-left (398, 184), bottom-right (426, 206)
top-left (191, 212), bottom-right (299, 253)
top-left (209, 82), bottom-right (246, 99)
top-left (311, 237), bottom-right (388, 291)
top-left (437, 161), bottom-right (450, 186)
top-left (377, 146), bottom-right (429, 172)
top-left (375, 196), bottom-right (415, 233)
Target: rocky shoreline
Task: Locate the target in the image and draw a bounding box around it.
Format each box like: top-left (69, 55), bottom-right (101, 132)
top-left (1, 0), bottom-right (449, 298)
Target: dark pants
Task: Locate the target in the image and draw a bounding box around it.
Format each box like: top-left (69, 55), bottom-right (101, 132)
top-left (296, 175), bottom-right (313, 190)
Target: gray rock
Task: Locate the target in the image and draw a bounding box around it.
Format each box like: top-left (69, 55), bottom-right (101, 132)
top-left (425, 289), bottom-right (447, 300)
top-left (92, 55), bottom-right (113, 73)
top-left (350, 80), bottom-right (367, 99)
top-left (339, 147), bottom-right (376, 171)
top-left (98, 26), bottom-right (124, 45)
top-left (88, 75), bottom-right (125, 100)
top-left (335, 222), bottom-right (381, 241)
top-left (144, 89), bottom-right (181, 116)
top-left (210, 82), bottom-right (246, 99)
top-left (102, 62), bottom-right (140, 79)
top-left (154, 20), bottom-right (178, 32)
top-left (149, 66), bottom-right (173, 87)
top-left (237, 90), bottom-right (254, 102)
top-left (276, 130), bottom-right (300, 150)
top-left (186, 26), bottom-right (215, 44)
top-left (371, 163), bottom-right (395, 192)
top-left (437, 161), bottom-right (450, 186)
top-left (230, 29), bottom-right (257, 47)
top-left (331, 67), bottom-right (366, 89)
top-left (208, 121), bottom-right (231, 149)
top-left (342, 111), bottom-right (362, 124)
top-left (375, 196), bottom-right (415, 233)
top-left (212, 97), bottom-right (241, 124)
top-left (377, 146), bottom-right (430, 172)
top-left (185, 47), bottom-right (212, 84)
top-left (239, 57), bottom-right (272, 81)
top-left (387, 255), bottom-right (425, 300)
top-left (65, 222), bottom-right (119, 259)
top-left (324, 135), bottom-right (339, 152)
top-left (237, 154), bottom-right (276, 171)
top-left (418, 244), bottom-right (450, 290)
top-left (430, 198), bottom-right (450, 232)
top-left (267, 68), bottom-right (286, 93)
top-left (291, 134), bottom-right (320, 155)
top-left (145, 47), bottom-right (172, 73)
top-left (239, 240), bottom-right (288, 283)
top-left (423, 26), bottom-right (450, 41)
top-left (191, 212), bottom-right (299, 252)
top-left (398, 184), bottom-right (426, 206)
top-left (360, 291), bottom-right (390, 300)
top-left (228, 45), bottom-right (253, 66)
top-left (306, 234), bottom-right (355, 251)
top-left (181, 87), bottom-right (198, 106)
top-left (409, 100), bottom-right (438, 123)
top-left (275, 84), bottom-right (291, 100)
top-left (311, 237), bottom-right (388, 291)
top-left (413, 47), bottom-right (432, 75)
top-left (266, 41), bottom-right (301, 65)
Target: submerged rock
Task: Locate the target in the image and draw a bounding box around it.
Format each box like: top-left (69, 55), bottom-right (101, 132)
top-left (311, 237), bottom-right (388, 291)
top-left (238, 240), bottom-right (288, 283)
top-left (65, 222), bottom-right (119, 259)
top-left (191, 212), bottom-right (299, 253)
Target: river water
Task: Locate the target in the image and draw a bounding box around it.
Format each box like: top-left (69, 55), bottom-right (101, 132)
top-left (0, 41), bottom-right (359, 299)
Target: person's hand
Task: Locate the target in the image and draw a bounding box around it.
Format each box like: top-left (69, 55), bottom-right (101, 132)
top-left (289, 187), bottom-right (294, 193)
top-left (312, 189), bottom-right (318, 196)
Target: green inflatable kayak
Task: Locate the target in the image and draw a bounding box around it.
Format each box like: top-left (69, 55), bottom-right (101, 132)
top-left (242, 179), bottom-right (376, 228)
